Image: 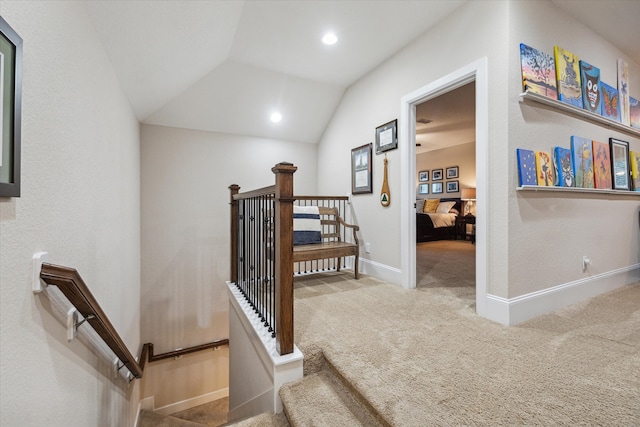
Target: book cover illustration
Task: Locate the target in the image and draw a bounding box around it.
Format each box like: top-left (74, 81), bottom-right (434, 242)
top-left (630, 96), bottom-right (640, 129)
top-left (516, 148), bottom-right (537, 186)
top-left (579, 60), bottom-right (601, 114)
top-left (592, 140), bottom-right (612, 189)
top-left (520, 43), bottom-right (558, 99)
top-left (554, 46), bottom-right (582, 108)
top-left (571, 136), bottom-right (595, 188)
top-left (535, 151), bottom-right (555, 186)
top-left (553, 146), bottom-right (574, 187)
top-left (630, 150), bottom-right (640, 191)
top-left (601, 82), bottom-right (620, 122)
top-left (618, 59), bottom-right (630, 126)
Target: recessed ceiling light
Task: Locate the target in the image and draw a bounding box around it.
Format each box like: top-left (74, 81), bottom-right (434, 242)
top-left (270, 112), bottom-right (282, 123)
top-left (322, 32), bottom-right (338, 45)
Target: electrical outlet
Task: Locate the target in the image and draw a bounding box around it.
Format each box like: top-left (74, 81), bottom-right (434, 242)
top-left (365, 242), bottom-right (371, 253)
top-left (582, 256), bottom-right (591, 271)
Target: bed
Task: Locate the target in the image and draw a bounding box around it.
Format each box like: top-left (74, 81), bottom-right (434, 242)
top-left (416, 198), bottom-right (462, 242)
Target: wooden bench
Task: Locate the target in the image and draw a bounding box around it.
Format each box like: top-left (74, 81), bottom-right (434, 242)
top-left (292, 206), bottom-right (360, 279)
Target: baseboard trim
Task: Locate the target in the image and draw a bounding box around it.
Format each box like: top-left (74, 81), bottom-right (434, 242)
top-left (484, 264), bottom-right (640, 325)
top-left (154, 388), bottom-right (229, 416)
top-left (359, 258), bottom-right (402, 286)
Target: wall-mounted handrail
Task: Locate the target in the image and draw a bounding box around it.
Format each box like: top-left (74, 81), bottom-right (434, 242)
top-left (143, 339), bottom-right (229, 363)
top-left (38, 262), bottom-right (231, 381)
top-left (40, 263), bottom-right (144, 378)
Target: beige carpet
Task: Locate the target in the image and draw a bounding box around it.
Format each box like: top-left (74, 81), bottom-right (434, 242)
top-left (287, 273), bottom-right (640, 426)
top-left (144, 267), bottom-right (639, 426)
top-left (416, 240), bottom-right (475, 289)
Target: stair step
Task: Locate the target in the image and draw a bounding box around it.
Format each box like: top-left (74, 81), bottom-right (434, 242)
top-left (137, 409), bottom-right (208, 427)
top-left (280, 369), bottom-right (385, 427)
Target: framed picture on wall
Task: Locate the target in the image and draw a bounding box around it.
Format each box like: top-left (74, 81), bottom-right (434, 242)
top-left (351, 143), bottom-right (373, 194)
top-left (418, 183), bottom-right (429, 194)
top-left (375, 119), bottom-right (398, 154)
top-left (609, 138), bottom-right (630, 190)
top-left (418, 170), bottom-right (429, 182)
top-left (446, 181), bottom-right (459, 193)
top-left (0, 17), bottom-right (23, 198)
top-left (446, 166), bottom-right (459, 179)
top-left (432, 169), bottom-right (443, 181)
top-left (432, 182), bottom-right (443, 194)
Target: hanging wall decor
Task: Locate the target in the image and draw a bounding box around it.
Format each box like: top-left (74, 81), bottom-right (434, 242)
top-left (375, 119), bottom-right (397, 154)
top-left (380, 154), bottom-right (390, 207)
top-left (0, 17), bottom-right (23, 197)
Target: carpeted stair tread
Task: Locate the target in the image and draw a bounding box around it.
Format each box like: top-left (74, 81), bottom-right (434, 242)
top-left (224, 411), bottom-right (290, 426)
top-left (279, 369), bottom-right (386, 427)
top-left (137, 409), bottom-right (208, 427)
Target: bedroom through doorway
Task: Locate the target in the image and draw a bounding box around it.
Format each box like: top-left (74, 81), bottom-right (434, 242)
top-left (414, 81), bottom-right (476, 307)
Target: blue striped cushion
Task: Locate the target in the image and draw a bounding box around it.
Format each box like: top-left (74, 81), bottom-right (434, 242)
top-left (293, 206), bottom-right (322, 245)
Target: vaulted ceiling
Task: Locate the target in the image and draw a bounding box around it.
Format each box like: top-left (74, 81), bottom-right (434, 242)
top-left (84, 0), bottom-right (640, 149)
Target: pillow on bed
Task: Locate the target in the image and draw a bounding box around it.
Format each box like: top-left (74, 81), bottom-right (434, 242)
top-left (416, 199), bottom-right (425, 212)
top-left (436, 201), bottom-right (456, 214)
top-left (423, 199), bottom-right (440, 213)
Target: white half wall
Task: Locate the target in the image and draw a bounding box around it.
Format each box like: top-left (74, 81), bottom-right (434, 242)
top-left (227, 283), bottom-right (303, 421)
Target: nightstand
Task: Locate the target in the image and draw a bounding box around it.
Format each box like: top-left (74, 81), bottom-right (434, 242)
top-left (455, 215), bottom-right (476, 243)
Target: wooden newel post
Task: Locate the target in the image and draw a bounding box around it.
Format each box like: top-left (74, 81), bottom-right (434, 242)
top-left (229, 184), bottom-right (240, 284)
top-left (272, 162), bottom-right (297, 355)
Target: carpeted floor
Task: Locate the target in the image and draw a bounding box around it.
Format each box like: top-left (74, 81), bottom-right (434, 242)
top-left (147, 246), bottom-right (639, 426)
top-left (290, 272), bottom-right (640, 426)
top-left (416, 240), bottom-right (475, 289)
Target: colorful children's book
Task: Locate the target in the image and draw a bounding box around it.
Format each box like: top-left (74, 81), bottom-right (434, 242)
top-left (630, 97), bottom-right (640, 129)
top-left (579, 60), bottom-right (601, 114)
top-left (516, 148), bottom-right (537, 186)
top-left (520, 43), bottom-right (558, 99)
top-left (571, 136), bottom-right (594, 188)
top-left (553, 146), bottom-right (574, 187)
top-left (618, 59), bottom-right (630, 126)
top-left (630, 150), bottom-right (640, 191)
top-left (554, 46), bottom-right (582, 108)
top-left (535, 151), bottom-right (555, 186)
top-left (592, 140), bottom-right (612, 189)
top-left (601, 82), bottom-right (620, 122)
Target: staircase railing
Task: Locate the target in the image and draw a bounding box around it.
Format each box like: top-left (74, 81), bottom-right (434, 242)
top-left (39, 263), bottom-right (144, 379)
top-left (38, 262), bottom-right (230, 380)
top-left (229, 162), bottom-right (296, 356)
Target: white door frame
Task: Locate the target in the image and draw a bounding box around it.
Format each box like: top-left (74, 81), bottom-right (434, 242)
top-left (399, 58), bottom-right (489, 318)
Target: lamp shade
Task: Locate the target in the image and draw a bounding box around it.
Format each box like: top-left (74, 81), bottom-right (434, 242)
top-left (461, 188), bottom-right (476, 200)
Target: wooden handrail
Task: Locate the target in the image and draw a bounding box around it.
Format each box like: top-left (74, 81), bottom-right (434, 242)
top-left (143, 339), bottom-right (229, 363)
top-left (233, 185), bottom-right (276, 201)
top-left (39, 263), bottom-right (231, 380)
top-left (40, 263), bottom-right (144, 378)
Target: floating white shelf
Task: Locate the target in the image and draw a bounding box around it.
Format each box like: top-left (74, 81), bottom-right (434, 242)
top-left (517, 185), bottom-right (640, 196)
top-left (519, 91), bottom-right (640, 139)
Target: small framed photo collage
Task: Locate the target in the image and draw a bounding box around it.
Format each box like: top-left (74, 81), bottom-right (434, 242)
top-left (418, 166), bottom-right (459, 194)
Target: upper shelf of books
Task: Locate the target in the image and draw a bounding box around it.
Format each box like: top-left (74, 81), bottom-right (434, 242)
top-left (520, 91), bottom-right (640, 138)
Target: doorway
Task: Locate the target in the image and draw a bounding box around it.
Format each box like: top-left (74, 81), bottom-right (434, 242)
top-left (414, 81), bottom-right (475, 304)
top-left (399, 58), bottom-right (489, 319)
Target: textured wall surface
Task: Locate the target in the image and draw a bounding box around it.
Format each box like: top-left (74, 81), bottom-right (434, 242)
top-left (0, 2), bottom-right (141, 426)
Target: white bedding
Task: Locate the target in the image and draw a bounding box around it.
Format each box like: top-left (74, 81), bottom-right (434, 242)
top-left (422, 212), bottom-right (456, 228)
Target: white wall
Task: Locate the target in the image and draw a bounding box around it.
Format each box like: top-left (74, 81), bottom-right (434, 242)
top-left (317, 0), bottom-right (509, 284)
top-left (139, 124), bottom-right (317, 406)
top-left (317, 0), bottom-right (639, 315)
top-left (416, 142), bottom-right (476, 199)
top-left (0, 2), bottom-right (141, 426)
top-left (507, 1), bottom-right (640, 298)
